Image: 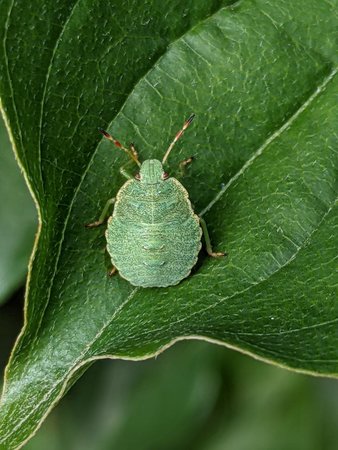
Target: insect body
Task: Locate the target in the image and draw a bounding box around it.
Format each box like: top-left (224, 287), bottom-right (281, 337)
top-left (86, 114), bottom-right (225, 288)
top-left (107, 159), bottom-right (202, 287)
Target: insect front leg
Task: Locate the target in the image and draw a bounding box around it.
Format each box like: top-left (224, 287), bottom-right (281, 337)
top-left (199, 216), bottom-right (226, 257)
top-left (85, 197), bottom-right (116, 228)
top-left (129, 143), bottom-right (139, 161)
top-left (120, 149), bottom-right (138, 179)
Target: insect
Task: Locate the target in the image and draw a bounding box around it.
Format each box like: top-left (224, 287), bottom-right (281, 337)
top-left (86, 114), bottom-right (225, 288)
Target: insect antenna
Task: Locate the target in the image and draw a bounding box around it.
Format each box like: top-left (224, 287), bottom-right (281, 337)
top-left (162, 113), bottom-right (195, 165)
top-left (98, 128), bottom-right (141, 167)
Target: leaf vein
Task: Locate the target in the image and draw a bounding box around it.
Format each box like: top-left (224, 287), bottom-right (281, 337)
top-left (199, 67), bottom-right (338, 216)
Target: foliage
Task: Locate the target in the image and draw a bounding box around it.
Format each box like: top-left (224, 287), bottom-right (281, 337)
top-left (25, 342), bottom-right (338, 450)
top-left (0, 0), bottom-right (337, 448)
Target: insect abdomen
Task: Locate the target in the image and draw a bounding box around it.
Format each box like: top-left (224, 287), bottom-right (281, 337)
top-left (106, 179), bottom-right (202, 287)
top-left (107, 218), bottom-right (201, 287)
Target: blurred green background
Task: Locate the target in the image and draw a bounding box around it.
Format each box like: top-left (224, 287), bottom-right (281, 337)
top-left (1, 115), bottom-right (338, 450)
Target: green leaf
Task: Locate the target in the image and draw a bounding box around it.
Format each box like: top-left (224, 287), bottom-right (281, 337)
top-left (0, 115), bottom-right (37, 304)
top-left (26, 342), bottom-right (223, 450)
top-left (25, 342), bottom-right (338, 450)
top-left (0, 0), bottom-right (337, 448)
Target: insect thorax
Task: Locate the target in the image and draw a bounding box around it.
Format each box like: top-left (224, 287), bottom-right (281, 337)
top-left (139, 159), bottom-right (165, 184)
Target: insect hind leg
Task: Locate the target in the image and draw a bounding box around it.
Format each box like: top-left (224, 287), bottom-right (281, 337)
top-left (199, 216), bottom-right (226, 257)
top-left (108, 265), bottom-right (117, 277)
top-left (178, 156), bottom-right (194, 178)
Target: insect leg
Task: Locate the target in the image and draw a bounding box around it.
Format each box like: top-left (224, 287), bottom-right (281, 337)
top-left (98, 128), bottom-right (141, 167)
top-left (85, 197), bottom-right (116, 228)
top-left (199, 217), bottom-right (226, 257)
top-left (129, 143), bottom-right (139, 161)
top-left (120, 158), bottom-right (136, 179)
top-left (178, 156), bottom-right (194, 177)
top-left (108, 265), bottom-right (117, 277)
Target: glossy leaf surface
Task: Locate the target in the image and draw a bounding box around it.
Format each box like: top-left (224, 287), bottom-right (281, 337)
top-left (0, 0), bottom-right (337, 448)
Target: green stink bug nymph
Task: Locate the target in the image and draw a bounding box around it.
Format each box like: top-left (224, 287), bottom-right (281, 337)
top-left (86, 114), bottom-right (225, 288)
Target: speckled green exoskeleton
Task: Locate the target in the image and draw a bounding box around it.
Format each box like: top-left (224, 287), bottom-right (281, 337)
top-left (86, 114), bottom-right (225, 287)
